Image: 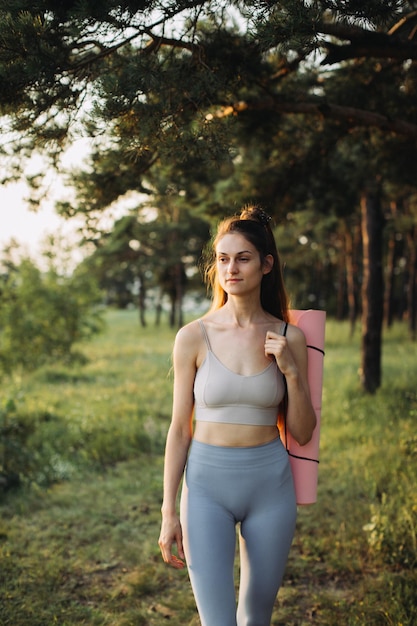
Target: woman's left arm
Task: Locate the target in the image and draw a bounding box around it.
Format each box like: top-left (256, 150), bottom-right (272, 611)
top-left (265, 325), bottom-right (316, 446)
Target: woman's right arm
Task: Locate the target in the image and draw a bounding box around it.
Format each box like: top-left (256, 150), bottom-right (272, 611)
top-left (158, 325), bottom-right (197, 569)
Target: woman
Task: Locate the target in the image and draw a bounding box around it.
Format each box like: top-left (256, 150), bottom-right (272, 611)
top-left (158, 206), bottom-right (316, 626)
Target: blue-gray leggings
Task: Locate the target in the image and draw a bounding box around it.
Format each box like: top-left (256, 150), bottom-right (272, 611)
top-left (180, 438), bottom-right (297, 626)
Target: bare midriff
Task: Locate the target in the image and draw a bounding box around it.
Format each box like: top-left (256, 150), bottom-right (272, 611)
top-left (193, 421), bottom-right (279, 447)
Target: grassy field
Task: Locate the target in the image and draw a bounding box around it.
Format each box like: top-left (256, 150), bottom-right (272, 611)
top-left (1, 309), bottom-right (416, 625)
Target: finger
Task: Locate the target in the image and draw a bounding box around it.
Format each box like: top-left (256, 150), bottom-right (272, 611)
top-left (169, 554), bottom-right (186, 569)
top-left (159, 534), bottom-right (185, 568)
top-left (159, 544), bottom-right (170, 564)
top-left (159, 537), bottom-right (173, 562)
top-left (176, 536), bottom-right (185, 560)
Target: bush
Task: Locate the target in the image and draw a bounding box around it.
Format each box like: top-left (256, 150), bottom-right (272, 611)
top-left (364, 470), bottom-right (417, 569)
top-left (0, 257), bottom-right (104, 376)
top-left (0, 253), bottom-right (106, 488)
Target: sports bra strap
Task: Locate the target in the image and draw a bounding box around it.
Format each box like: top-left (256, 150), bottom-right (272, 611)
top-left (198, 319), bottom-right (212, 351)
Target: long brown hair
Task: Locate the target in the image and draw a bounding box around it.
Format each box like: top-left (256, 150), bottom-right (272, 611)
top-left (204, 205), bottom-right (290, 321)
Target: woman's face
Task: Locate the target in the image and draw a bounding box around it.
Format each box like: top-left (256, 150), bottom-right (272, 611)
top-left (215, 233), bottom-right (273, 297)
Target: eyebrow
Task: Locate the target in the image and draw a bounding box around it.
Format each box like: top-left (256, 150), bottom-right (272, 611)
top-left (217, 250), bottom-right (254, 256)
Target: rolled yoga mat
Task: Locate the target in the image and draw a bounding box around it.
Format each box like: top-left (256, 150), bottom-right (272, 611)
top-left (279, 309), bottom-right (326, 505)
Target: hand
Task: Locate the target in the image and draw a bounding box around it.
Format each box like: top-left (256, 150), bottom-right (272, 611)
top-left (158, 514), bottom-right (186, 569)
top-left (264, 330), bottom-right (297, 377)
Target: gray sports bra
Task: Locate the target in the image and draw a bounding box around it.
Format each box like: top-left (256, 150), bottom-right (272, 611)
top-left (193, 320), bottom-right (286, 426)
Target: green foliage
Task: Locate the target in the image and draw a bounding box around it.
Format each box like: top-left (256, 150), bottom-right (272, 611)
top-left (0, 396), bottom-right (32, 490)
top-left (0, 309), bottom-right (173, 490)
top-left (0, 255), bottom-right (104, 376)
top-left (2, 0), bottom-right (417, 342)
top-left (0, 249), bottom-right (106, 487)
top-left (362, 386), bottom-right (417, 569)
top-left (1, 1), bottom-right (417, 174)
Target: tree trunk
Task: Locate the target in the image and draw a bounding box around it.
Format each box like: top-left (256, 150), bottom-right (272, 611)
top-left (383, 230), bottom-right (397, 328)
top-left (336, 237), bottom-right (346, 321)
top-left (407, 226), bottom-right (417, 341)
top-left (360, 188), bottom-right (384, 393)
top-left (137, 273), bottom-right (147, 327)
top-left (345, 226), bottom-right (359, 337)
top-left (398, 238), bottom-right (408, 322)
top-left (155, 302), bottom-right (162, 326)
top-left (169, 295), bottom-right (176, 328)
top-left (175, 262), bottom-right (184, 329)
top-left (384, 200), bottom-right (402, 328)
top-left (154, 287), bottom-right (164, 326)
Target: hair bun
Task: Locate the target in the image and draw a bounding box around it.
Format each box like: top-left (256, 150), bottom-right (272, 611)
top-left (240, 205), bottom-right (272, 226)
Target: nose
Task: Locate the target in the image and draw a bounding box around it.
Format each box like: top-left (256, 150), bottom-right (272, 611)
top-left (228, 259), bottom-right (238, 274)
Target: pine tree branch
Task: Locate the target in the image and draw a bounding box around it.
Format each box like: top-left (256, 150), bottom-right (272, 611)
top-left (219, 99), bottom-right (417, 138)
top-left (68, 30), bottom-right (142, 74)
top-left (318, 19), bottom-right (417, 64)
top-left (143, 29), bottom-right (201, 55)
top-left (67, 28), bottom-right (201, 77)
top-left (322, 38), bottom-right (417, 65)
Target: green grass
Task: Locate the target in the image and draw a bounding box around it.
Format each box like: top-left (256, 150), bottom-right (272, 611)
top-left (1, 310), bottom-right (417, 625)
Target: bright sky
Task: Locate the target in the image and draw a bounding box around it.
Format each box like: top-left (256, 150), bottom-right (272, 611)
top-left (0, 140), bottom-right (90, 263)
top-left (1, 182), bottom-right (68, 253)
top-left (0, 140), bottom-right (146, 268)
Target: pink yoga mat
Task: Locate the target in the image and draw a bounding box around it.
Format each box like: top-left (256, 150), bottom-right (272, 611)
top-left (279, 310), bottom-right (326, 505)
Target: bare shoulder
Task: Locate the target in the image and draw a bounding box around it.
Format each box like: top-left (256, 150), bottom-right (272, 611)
top-left (175, 319), bottom-right (202, 348)
top-left (268, 317), bottom-right (306, 346)
top-left (173, 319), bottom-right (204, 363)
top-left (286, 323), bottom-right (307, 351)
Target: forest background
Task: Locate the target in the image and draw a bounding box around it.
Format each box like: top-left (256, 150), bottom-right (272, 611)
top-left (1, 0), bottom-right (417, 387)
top-left (1, 1), bottom-right (417, 624)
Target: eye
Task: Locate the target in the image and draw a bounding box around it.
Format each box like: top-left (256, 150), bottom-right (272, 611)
top-left (239, 257), bottom-right (249, 262)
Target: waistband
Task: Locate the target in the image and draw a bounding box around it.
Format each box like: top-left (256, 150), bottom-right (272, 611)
top-left (188, 436), bottom-right (286, 468)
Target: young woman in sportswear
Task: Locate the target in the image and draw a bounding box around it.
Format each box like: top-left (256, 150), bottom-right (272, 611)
top-left (158, 206), bottom-right (316, 626)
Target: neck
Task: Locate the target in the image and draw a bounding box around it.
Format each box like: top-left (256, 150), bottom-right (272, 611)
top-left (221, 297), bottom-right (266, 326)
